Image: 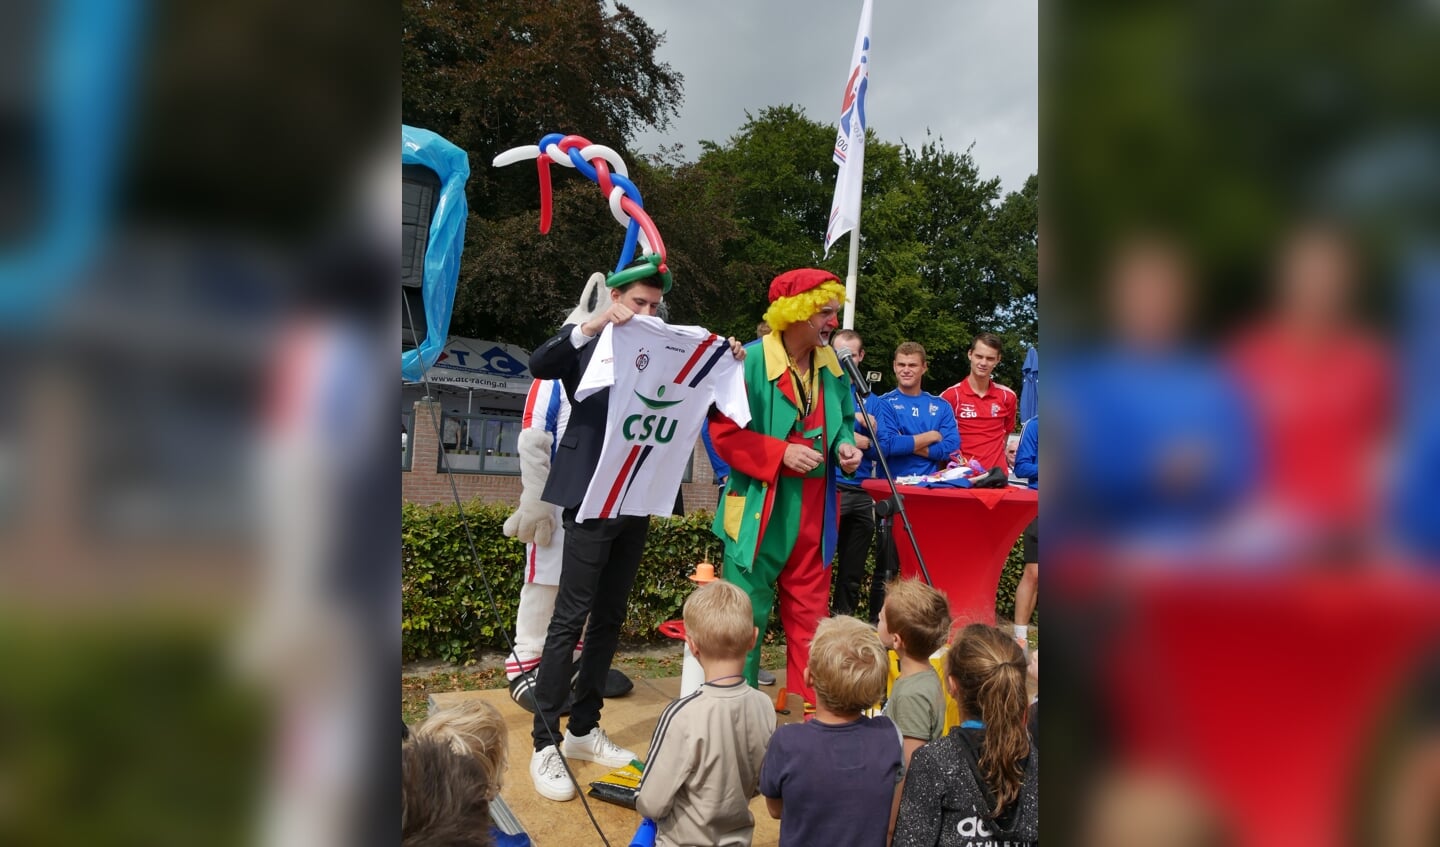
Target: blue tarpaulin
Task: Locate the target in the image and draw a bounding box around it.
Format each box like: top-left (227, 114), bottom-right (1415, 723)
top-left (400, 125), bottom-right (470, 383)
top-left (1, 0), bottom-right (142, 325)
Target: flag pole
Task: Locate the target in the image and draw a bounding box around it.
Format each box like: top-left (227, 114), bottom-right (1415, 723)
top-left (827, 0), bottom-right (871, 330)
top-left (843, 225), bottom-right (860, 330)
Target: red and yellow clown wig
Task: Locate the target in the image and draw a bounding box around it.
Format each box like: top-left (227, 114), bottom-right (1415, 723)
top-left (762, 268), bottom-right (847, 331)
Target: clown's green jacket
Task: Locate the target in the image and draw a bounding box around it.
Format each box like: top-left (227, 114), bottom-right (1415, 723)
top-left (709, 332), bottom-right (857, 573)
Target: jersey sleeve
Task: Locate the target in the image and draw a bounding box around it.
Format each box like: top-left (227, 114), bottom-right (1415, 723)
top-left (931, 401), bottom-right (960, 461)
top-left (573, 323), bottom-right (617, 402)
top-left (521, 379), bottom-right (563, 432)
top-left (870, 397), bottom-right (913, 458)
top-left (634, 702), bottom-right (698, 822)
top-left (1015, 416), bottom-right (1039, 482)
top-left (709, 353), bottom-right (752, 428)
top-left (889, 681), bottom-right (939, 742)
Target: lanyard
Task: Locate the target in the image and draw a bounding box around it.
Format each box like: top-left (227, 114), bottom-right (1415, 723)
top-left (787, 359), bottom-right (817, 418)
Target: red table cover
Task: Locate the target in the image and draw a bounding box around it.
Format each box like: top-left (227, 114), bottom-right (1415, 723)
top-left (861, 480), bottom-right (1038, 625)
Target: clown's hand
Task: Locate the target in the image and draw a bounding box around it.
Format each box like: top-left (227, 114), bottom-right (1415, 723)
top-left (502, 427), bottom-right (556, 546)
top-left (837, 442), bottom-right (863, 475)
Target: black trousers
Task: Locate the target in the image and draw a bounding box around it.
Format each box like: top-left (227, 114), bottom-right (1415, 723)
top-left (870, 518), bottom-right (900, 623)
top-left (831, 485), bottom-right (876, 617)
top-left (531, 509), bottom-right (649, 752)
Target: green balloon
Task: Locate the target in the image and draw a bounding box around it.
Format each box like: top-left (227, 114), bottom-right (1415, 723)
top-left (605, 253), bottom-right (673, 293)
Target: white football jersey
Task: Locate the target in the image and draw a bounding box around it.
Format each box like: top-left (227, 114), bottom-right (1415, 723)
top-left (520, 378), bottom-right (570, 584)
top-left (574, 316), bottom-right (750, 520)
top-left (521, 377), bottom-right (571, 454)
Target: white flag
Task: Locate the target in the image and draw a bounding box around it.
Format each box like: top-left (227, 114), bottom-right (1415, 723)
top-left (825, 0), bottom-right (872, 256)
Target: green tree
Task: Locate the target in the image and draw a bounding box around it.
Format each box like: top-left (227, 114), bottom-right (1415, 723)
top-left (693, 106), bottom-right (1037, 392)
top-left (402, 0), bottom-right (686, 344)
top-left (458, 152), bottom-right (736, 346)
top-left (402, 0), bottom-right (682, 216)
top-left (401, 12), bottom-right (1036, 376)
top-left (1046, 1), bottom-right (1440, 315)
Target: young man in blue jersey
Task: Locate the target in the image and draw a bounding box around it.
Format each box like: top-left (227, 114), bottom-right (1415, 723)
top-left (872, 342), bottom-right (960, 478)
top-left (1013, 415), bottom-right (1039, 647)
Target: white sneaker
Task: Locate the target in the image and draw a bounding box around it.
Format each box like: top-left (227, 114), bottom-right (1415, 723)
top-left (529, 746), bottom-right (576, 802)
top-left (562, 726), bottom-right (636, 768)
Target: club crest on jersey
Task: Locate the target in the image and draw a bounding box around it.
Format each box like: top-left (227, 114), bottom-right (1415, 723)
top-left (635, 350), bottom-right (650, 371)
top-left (991, 403), bottom-right (1001, 416)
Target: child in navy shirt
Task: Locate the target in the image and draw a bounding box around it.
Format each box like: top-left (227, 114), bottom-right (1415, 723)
top-left (760, 615), bottom-right (903, 847)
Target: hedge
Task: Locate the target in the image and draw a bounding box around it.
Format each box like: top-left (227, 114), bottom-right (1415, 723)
top-left (402, 500), bottom-right (1034, 663)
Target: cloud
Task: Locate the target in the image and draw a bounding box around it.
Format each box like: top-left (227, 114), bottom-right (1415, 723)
top-left (621, 0), bottom-right (1037, 193)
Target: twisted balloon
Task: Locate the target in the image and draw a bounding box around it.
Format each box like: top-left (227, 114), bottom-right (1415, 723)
top-left (493, 133), bottom-right (668, 277)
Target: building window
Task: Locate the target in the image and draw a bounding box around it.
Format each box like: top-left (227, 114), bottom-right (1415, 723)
top-left (402, 411), bottom-right (414, 471)
top-left (437, 411), bottom-right (522, 475)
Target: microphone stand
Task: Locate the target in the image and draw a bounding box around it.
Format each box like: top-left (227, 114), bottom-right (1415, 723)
top-left (840, 350), bottom-right (933, 588)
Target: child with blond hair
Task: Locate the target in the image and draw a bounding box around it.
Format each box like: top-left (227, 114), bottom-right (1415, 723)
top-left (636, 580), bottom-right (776, 847)
top-left (878, 578), bottom-right (953, 836)
top-left (879, 578), bottom-right (953, 760)
top-left (402, 700), bottom-right (510, 847)
top-left (759, 615), bottom-right (903, 847)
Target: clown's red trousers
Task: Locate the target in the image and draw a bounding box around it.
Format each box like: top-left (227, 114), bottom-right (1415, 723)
top-left (728, 473), bottom-right (831, 706)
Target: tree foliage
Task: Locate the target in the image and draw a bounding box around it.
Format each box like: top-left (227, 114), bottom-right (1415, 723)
top-left (402, 0), bottom-right (686, 344)
top-left (402, 0), bottom-right (683, 216)
top-left (691, 107), bottom-right (1037, 391)
top-left (1046, 1), bottom-right (1440, 310)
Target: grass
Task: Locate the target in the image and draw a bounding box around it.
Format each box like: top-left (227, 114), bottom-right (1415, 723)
top-left (403, 643), bottom-right (788, 726)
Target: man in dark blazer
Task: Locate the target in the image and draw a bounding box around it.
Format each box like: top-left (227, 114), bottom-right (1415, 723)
top-left (525, 263), bottom-right (745, 802)
top-left (523, 268), bottom-right (667, 803)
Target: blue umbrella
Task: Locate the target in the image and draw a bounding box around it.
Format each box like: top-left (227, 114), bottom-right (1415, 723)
top-left (1019, 345), bottom-right (1039, 423)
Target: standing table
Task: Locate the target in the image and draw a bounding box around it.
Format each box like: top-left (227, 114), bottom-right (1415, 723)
top-left (861, 480), bottom-right (1038, 624)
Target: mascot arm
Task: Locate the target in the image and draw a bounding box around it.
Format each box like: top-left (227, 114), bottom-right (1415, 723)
top-left (502, 427), bottom-right (556, 547)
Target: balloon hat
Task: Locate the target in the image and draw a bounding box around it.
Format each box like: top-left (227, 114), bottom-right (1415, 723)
top-left (493, 133), bottom-right (671, 292)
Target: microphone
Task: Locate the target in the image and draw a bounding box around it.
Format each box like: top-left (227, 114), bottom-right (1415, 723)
top-left (836, 346), bottom-right (872, 397)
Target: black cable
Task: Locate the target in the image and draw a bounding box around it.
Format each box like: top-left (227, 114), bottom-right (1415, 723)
top-left (403, 293), bottom-right (614, 846)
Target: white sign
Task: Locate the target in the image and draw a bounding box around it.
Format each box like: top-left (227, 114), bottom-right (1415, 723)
top-left (414, 336), bottom-right (533, 394)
